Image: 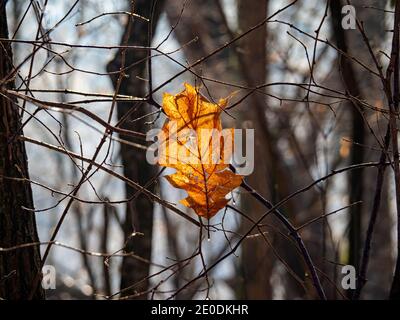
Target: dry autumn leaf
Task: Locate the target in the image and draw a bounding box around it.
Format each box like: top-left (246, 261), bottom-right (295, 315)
top-left (158, 83), bottom-right (243, 219)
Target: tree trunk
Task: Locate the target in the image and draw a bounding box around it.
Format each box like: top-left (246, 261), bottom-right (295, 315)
top-left (237, 0), bottom-right (276, 299)
top-left (0, 0), bottom-right (44, 300)
top-left (330, 0), bottom-right (364, 291)
top-left (330, 0), bottom-right (392, 299)
top-left (107, 0), bottom-right (164, 299)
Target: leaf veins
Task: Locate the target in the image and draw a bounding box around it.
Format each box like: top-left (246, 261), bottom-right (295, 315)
top-left (158, 83), bottom-right (243, 219)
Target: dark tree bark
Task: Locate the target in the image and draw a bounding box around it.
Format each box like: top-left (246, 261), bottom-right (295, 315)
top-left (0, 0), bottom-right (44, 300)
top-left (389, 0), bottom-right (400, 300)
top-left (330, 0), bottom-right (365, 284)
top-left (330, 0), bottom-right (392, 299)
top-left (107, 0), bottom-right (164, 298)
top-left (236, 0), bottom-right (275, 300)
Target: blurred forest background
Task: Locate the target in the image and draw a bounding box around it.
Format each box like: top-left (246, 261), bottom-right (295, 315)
top-left (1, 0), bottom-right (400, 300)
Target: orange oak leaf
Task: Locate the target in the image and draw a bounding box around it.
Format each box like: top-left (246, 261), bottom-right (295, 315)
top-left (158, 83), bottom-right (243, 219)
